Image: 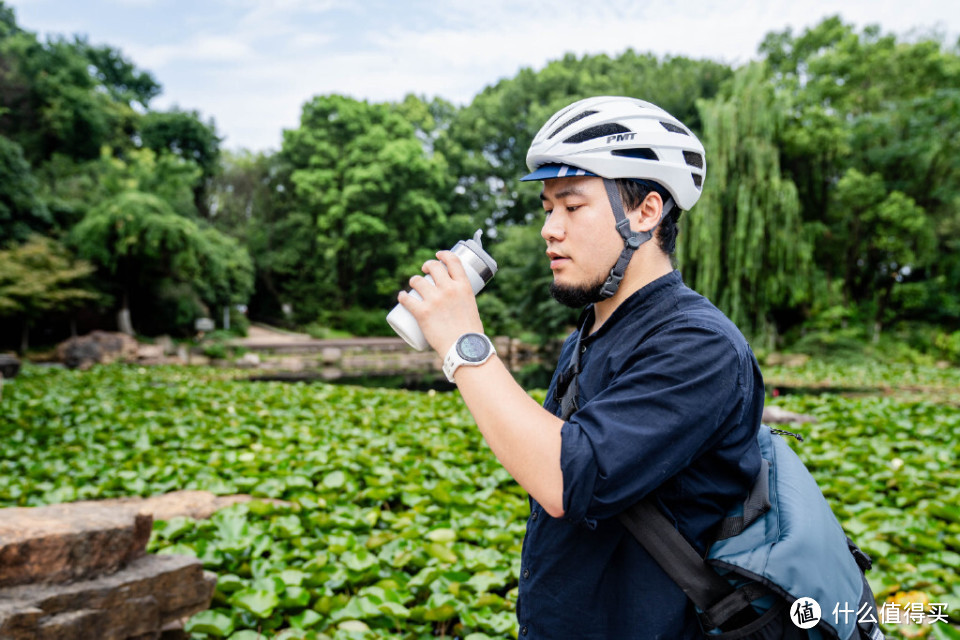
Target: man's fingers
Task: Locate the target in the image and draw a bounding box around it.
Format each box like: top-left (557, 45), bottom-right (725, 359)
top-left (437, 251), bottom-right (468, 282)
top-left (421, 260), bottom-right (450, 287)
top-left (408, 274), bottom-right (437, 299)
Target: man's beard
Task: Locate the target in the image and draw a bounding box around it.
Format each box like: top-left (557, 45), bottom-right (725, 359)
top-left (549, 275), bottom-right (608, 308)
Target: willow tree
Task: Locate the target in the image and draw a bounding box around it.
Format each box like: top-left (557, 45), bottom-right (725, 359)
top-left (679, 63), bottom-right (812, 345)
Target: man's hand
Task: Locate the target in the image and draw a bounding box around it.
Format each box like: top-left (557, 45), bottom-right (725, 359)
top-left (397, 250), bottom-right (485, 356)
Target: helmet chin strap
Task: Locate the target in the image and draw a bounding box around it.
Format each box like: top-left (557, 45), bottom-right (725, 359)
top-left (598, 178), bottom-right (673, 299)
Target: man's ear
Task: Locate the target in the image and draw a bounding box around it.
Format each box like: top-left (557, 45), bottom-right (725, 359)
top-left (631, 191), bottom-right (663, 233)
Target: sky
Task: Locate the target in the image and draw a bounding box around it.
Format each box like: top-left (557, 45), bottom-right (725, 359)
top-left (6, 0), bottom-right (959, 152)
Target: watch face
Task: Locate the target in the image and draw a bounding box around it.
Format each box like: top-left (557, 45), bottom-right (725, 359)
top-left (457, 333), bottom-right (490, 362)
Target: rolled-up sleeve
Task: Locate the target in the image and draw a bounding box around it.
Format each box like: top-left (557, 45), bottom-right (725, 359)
top-left (560, 324), bottom-right (746, 523)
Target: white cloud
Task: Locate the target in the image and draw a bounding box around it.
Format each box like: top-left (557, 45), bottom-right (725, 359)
top-left (191, 0), bottom-right (959, 151)
top-left (127, 34), bottom-right (257, 68)
top-left (104, 0), bottom-right (161, 6)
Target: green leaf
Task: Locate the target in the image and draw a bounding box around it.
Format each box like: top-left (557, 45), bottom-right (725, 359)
top-left (341, 549), bottom-right (378, 573)
top-left (322, 470), bottom-right (346, 489)
top-left (280, 586), bottom-right (311, 609)
top-left (289, 609), bottom-right (323, 629)
top-left (158, 516), bottom-right (195, 540)
top-left (932, 624), bottom-right (960, 640)
top-left (377, 601), bottom-right (410, 618)
top-left (338, 620), bottom-right (370, 632)
top-left (425, 528), bottom-right (457, 543)
top-left (280, 569), bottom-right (306, 587)
top-left (423, 602), bottom-right (457, 622)
top-left (425, 542), bottom-right (458, 564)
top-left (183, 610), bottom-right (235, 637)
top-left (230, 588), bottom-right (280, 618)
top-left (216, 574), bottom-right (246, 593)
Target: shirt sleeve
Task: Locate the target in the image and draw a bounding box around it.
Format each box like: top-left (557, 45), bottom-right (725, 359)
top-left (560, 324), bottom-right (747, 523)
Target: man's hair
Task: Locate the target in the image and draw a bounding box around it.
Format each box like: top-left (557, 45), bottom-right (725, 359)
top-left (615, 178), bottom-right (682, 255)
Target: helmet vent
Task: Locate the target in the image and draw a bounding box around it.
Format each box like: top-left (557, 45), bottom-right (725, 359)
top-left (564, 123), bottom-right (631, 144)
top-left (549, 110), bottom-right (598, 139)
top-left (692, 173), bottom-right (703, 189)
top-left (683, 151), bottom-right (704, 169)
top-left (661, 121), bottom-right (690, 135)
top-left (612, 148), bottom-right (659, 161)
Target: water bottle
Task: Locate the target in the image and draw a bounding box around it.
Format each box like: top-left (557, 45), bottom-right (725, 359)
top-left (387, 230), bottom-right (498, 351)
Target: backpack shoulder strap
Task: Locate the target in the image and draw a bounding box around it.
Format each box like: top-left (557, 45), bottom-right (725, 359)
top-left (618, 499), bottom-right (763, 630)
top-left (715, 458), bottom-right (771, 540)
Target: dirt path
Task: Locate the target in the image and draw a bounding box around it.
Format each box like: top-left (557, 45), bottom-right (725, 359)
top-left (234, 324), bottom-right (314, 345)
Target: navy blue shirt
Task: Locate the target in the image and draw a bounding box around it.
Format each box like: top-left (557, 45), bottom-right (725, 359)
top-left (517, 270), bottom-right (764, 639)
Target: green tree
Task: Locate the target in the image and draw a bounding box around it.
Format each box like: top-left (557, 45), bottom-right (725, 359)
top-left (35, 146), bottom-right (204, 235)
top-left (0, 2), bottom-right (166, 175)
top-left (96, 147), bottom-right (203, 217)
top-left (759, 16), bottom-right (960, 334)
top-left (681, 63), bottom-right (811, 343)
top-left (206, 150), bottom-right (301, 321)
top-left (78, 36), bottom-right (160, 108)
top-left (140, 109), bottom-right (219, 180)
top-left (830, 169), bottom-right (935, 337)
top-left (140, 108), bottom-right (221, 215)
top-left (0, 2), bottom-right (16, 37)
top-left (207, 150), bottom-right (276, 242)
top-left (0, 28), bottom-right (147, 163)
top-left (0, 134), bottom-right (49, 242)
top-left (0, 234), bottom-right (98, 352)
top-left (71, 191), bottom-right (253, 335)
top-left (280, 95), bottom-right (452, 319)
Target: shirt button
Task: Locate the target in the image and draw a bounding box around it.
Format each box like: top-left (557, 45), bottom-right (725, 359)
top-left (522, 568), bottom-right (530, 579)
top-left (521, 626), bottom-right (528, 636)
top-left (580, 345), bottom-right (587, 354)
top-left (531, 510), bottom-right (539, 521)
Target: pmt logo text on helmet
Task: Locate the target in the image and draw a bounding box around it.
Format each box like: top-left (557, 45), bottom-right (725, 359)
top-left (606, 133), bottom-right (636, 143)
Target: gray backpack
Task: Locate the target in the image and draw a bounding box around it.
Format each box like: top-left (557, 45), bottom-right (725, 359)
top-left (618, 426), bottom-right (885, 640)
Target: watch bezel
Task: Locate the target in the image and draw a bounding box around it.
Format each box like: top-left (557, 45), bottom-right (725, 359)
top-left (456, 332), bottom-right (491, 362)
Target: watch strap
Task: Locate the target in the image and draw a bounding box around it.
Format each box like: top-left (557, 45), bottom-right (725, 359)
top-left (442, 333), bottom-right (495, 383)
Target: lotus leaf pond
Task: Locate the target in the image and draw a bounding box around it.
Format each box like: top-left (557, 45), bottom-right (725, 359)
top-left (2, 364), bottom-right (958, 639)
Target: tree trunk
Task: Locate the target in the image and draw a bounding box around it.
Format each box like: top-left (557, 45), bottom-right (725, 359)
top-left (118, 289), bottom-right (134, 336)
top-left (20, 321), bottom-right (29, 354)
top-left (872, 284), bottom-right (893, 344)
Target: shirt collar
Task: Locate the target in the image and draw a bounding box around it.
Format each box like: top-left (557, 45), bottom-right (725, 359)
top-left (576, 270), bottom-right (683, 344)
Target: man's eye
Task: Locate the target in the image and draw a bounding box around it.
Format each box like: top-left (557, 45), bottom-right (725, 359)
top-left (566, 205), bottom-right (582, 212)
top-left (543, 209), bottom-right (553, 217)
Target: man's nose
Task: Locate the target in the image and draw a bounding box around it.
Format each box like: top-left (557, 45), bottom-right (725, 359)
top-left (541, 211), bottom-right (565, 242)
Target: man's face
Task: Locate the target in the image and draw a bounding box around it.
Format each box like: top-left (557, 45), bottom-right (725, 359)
top-left (539, 176), bottom-right (622, 307)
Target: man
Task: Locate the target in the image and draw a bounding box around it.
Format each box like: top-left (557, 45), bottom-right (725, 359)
top-left (397, 96), bottom-right (764, 638)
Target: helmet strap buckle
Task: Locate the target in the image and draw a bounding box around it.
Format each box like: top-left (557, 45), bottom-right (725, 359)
top-left (599, 178), bottom-right (664, 298)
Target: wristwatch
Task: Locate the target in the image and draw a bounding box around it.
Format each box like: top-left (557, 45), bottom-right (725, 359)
top-left (442, 333), bottom-right (496, 382)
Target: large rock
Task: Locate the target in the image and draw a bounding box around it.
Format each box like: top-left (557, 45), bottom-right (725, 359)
top-left (56, 331), bottom-right (140, 370)
top-left (763, 405), bottom-right (818, 425)
top-left (0, 500), bottom-right (216, 640)
top-left (0, 354), bottom-right (19, 379)
top-left (0, 503), bottom-right (151, 588)
top-left (136, 344), bottom-right (166, 364)
top-left (0, 554), bottom-right (216, 640)
top-left (93, 489), bottom-right (286, 521)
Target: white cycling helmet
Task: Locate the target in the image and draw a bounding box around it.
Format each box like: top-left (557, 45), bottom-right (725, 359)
top-left (522, 96), bottom-right (705, 211)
